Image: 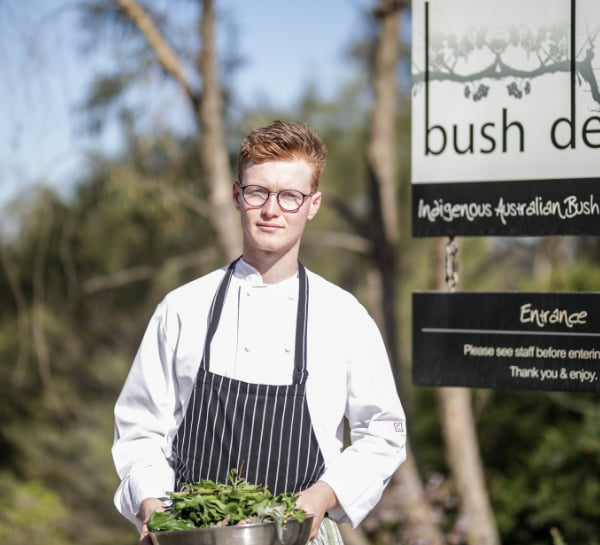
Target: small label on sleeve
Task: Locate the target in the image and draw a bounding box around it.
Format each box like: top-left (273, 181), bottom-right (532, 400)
top-left (394, 421), bottom-right (405, 433)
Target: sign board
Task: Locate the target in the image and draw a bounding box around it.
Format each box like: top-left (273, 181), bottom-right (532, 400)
top-left (413, 292), bottom-right (600, 393)
top-left (411, 0), bottom-right (600, 236)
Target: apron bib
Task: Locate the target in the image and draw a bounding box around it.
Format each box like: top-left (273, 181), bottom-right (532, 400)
top-left (172, 259), bottom-right (325, 495)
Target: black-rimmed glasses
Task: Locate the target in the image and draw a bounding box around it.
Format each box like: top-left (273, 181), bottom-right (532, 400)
top-left (237, 183), bottom-right (314, 212)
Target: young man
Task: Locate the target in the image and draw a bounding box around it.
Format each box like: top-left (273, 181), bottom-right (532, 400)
top-left (112, 120), bottom-right (407, 544)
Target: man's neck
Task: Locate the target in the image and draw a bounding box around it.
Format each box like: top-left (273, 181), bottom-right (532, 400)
top-left (242, 250), bottom-right (299, 284)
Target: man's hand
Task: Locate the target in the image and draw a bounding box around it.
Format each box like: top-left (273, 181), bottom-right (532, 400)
top-left (139, 497), bottom-right (167, 544)
top-left (295, 481), bottom-right (339, 540)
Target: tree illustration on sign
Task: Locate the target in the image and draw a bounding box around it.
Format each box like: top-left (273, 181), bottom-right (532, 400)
top-left (412, 24), bottom-right (600, 109)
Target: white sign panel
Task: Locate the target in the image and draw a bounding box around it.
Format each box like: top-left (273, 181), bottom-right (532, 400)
top-left (411, 0), bottom-right (600, 236)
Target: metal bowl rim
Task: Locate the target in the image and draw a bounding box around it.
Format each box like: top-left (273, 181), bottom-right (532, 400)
top-left (149, 515), bottom-right (314, 537)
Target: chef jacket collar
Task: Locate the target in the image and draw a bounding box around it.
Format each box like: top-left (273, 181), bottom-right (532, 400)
top-left (234, 258), bottom-right (299, 301)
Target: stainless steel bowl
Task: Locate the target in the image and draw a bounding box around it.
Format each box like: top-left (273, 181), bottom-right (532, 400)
top-left (149, 516), bottom-right (314, 545)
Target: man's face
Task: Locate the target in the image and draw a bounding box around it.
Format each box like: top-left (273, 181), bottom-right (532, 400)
top-left (233, 159), bottom-right (322, 260)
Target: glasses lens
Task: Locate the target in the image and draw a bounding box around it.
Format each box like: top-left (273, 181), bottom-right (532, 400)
top-left (240, 185), bottom-right (308, 211)
top-left (242, 185), bottom-right (269, 206)
top-left (278, 190), bottom-right (305, 211)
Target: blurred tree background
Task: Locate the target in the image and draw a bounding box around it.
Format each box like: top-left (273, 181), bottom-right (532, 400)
top-left (1, 1), bottom-right (600, 545)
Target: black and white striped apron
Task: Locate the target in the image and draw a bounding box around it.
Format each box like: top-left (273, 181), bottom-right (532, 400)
top-left (172, 259), bottom-right (326, 495)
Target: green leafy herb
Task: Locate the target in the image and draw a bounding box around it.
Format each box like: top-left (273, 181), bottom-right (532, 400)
top-left (148, 469), bottom-right (306, 535)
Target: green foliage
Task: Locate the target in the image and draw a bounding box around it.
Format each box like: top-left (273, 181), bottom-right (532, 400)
top-left (0, 475), bottom-right (69, 545)
top-left (478, 390), bottom-right (600, 545)
top-left (529, 259), bottom-right (600, 293)
top-left (0, 127), bottom-right (220, 545)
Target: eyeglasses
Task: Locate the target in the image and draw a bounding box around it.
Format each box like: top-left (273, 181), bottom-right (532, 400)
top-left (237, 183), bottom-right (314, 212)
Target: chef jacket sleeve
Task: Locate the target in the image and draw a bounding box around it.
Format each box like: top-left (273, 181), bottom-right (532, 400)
top-left (112, 299), bottom-right (178, 529)
top-left (319, 304), bottom-right (407, 527)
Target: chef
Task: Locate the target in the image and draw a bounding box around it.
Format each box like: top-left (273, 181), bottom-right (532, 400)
top-left (112, 120), bottom-right (407, 545)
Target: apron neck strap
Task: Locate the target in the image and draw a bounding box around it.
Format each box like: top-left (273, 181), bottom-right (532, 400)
top-left (293, 262), bottom-right (309, 383)
top-left (202, 258), bottom-right (309, 384)
top-left (202, 258), bottom-right (239, 364)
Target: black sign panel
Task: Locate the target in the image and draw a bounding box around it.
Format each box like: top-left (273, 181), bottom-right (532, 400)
top-left (413, 291), bottom-right (600, 393)
top-left (412, 178), bottom-right (600, 237)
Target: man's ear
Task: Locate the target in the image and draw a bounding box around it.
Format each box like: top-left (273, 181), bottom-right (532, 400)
top-left (232, 182), bottom-right (242, 210)
top-left (307, 191), bottom-right (322, 220)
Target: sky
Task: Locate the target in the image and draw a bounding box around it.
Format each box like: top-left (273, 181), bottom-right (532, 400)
top-left (0, 0), bottom-right (373, 208)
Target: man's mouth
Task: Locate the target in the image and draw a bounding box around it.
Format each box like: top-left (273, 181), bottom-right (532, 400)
top-left (257, 223), bottom-right (282, 231)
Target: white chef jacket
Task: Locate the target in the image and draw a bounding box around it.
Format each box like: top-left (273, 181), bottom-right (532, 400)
top-left (112, 259), bottom-right (407, 529)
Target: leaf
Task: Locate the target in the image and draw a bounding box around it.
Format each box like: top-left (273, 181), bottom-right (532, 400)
top-left (146, 469), bottom-right (307, 531)
top-left (147, 511), bottom-right (195, 532)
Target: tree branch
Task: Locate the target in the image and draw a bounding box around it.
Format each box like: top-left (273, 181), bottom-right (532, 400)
top-left (303, 231), bottom-right (373, 255)
top-left (115, 0), bottom-right (197, 103)
top-left (327, 196), bottom-right (370, 237)
top-left (83, 248), bottom-right (216, 293)
top-left (134, 177), bottom-right (213, 218)
top-left (32, 208), bottom-right (53, 391)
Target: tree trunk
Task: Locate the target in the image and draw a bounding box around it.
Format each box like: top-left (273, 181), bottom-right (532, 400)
top-left (394, 447), bottom-right (446, 545)
top-left (368, 0), bottom-right (400, 247)
top-left (365, 2), bottom-right (445, 544)
top-left (437, 387), bottom-right (500, 545)
top-left (435, 237), bottom-right (501, 545)
top-left (196, 0), bottom-right (241, 261)
top-left (116, 0), bottom-right (241, 262)
top-left (367, 0), bottom-right (402, 373)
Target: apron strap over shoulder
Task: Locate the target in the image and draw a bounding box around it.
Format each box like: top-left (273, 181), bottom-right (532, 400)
top-left (202, 258), bottom-right (239, 370)
top-left (293, 262), bottom-right (309, 384)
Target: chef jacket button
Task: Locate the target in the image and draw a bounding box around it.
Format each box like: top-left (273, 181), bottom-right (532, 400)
top-left (284, 347), bottom-right (291, 353)
top-left (244, 346), bottom-right (250, 352)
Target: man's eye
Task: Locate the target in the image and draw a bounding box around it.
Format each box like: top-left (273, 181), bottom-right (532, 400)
top-left (248, 187), bottom-right (267, 196)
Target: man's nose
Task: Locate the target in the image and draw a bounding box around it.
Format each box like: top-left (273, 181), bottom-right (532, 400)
top-left (261, 192), bottom-right (280, 214)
